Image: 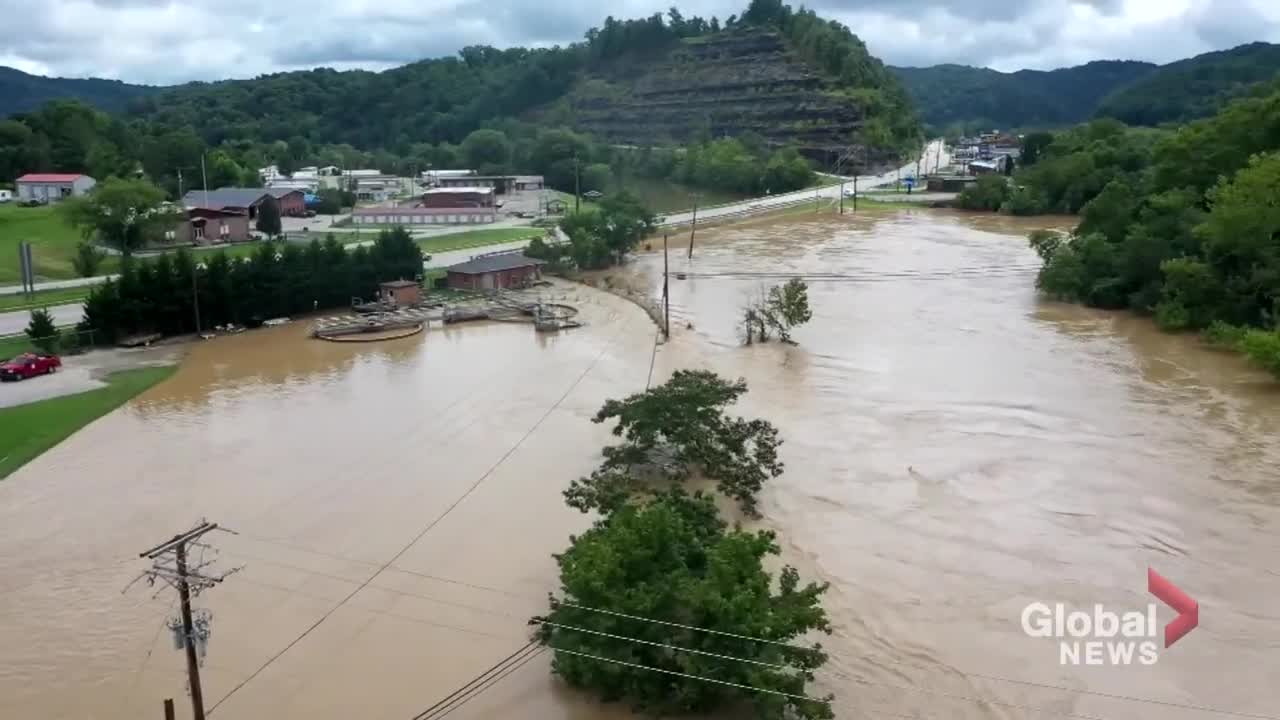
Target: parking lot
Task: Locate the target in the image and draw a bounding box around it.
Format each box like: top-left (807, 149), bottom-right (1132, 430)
top-left (0, 345), bottom-right (182, 408)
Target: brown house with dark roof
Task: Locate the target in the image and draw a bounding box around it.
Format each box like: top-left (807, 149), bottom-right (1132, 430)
top-left (173, 208), bottom-right (251, 245)
top-left (445, 251), bottom-right (545, 290)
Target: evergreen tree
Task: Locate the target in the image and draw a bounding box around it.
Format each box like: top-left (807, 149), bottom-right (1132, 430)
top-left (255, 197), bottom-right (282, 238)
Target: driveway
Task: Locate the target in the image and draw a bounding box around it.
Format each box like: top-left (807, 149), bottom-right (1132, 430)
top-left (0, 345), bottom-right (181, 409)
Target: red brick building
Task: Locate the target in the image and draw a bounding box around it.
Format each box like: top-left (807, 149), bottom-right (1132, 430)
top-left (421, 187), bottom-right (494, 208)
top-left (173, 208), bottom-right (251, 245)
top-left (266, 188), bottom-right (307, 216)
top-left (446, 252), bottom-right (546, 290)
top-left (379, 280), bottom-right (421, 306)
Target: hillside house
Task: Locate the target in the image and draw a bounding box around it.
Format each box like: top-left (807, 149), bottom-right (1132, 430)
top-left (16, 173), bottom-right (96, 203)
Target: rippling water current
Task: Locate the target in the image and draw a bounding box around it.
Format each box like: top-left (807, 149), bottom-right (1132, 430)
top-left (1, 209), bottom-right (1276, 720)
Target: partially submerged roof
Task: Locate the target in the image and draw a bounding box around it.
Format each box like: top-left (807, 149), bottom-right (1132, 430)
top-left (183, 188), bottom-right (269, 208)
top-left (446, 252), bottom-right (545, 275)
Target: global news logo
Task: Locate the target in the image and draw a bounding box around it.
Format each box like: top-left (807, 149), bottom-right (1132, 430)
top-left (1021, 568), bottom-right (1198, 665)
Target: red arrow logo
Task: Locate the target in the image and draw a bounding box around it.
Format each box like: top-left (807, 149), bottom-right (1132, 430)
top-left (1148, 568), bottom-right (1198, 648)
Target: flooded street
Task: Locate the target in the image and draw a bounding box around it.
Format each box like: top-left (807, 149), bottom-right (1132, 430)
top-left (2, 209), bottom-right (1278, 720)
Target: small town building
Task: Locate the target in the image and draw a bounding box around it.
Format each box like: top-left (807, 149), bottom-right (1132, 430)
top-left (514, 175), bottom-right (544, 191)
top-left (445, 251), bottom-right (546, 290)
top-left (421, 187), bottom-right (495, 208)
top-left (422, 169), bottom-right (476, 185)
top-left (927, 175), bottom-right (978, 192)
top-left (434, 175), bottom-right (541, 194)
top-left (15, 173), bottom-right (96, 203)
top-left (172, 208), bottom-right (251, 245)
top-left (182, 188), bottom-right (273, 220)
top-left (379, 280), bottom-right (421, 306)
top-left (354, 175), bottom-right (401, 202)
top-left (352, 207), bottom-right (497, 226)
top-left (968, 157), bottom-right (1011, 176)
top-left (265, 188), bottom-right (307, 216)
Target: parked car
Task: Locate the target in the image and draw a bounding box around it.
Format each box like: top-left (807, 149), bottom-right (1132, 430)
top-left (0, 352), bottom-right (61, 381)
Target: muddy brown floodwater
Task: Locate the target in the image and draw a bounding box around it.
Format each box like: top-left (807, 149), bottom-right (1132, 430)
top-left (2, 210), bottom-right (1278, 720)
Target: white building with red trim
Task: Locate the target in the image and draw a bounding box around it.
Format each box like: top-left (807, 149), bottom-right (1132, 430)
top-left (15, 173), bottom-right (96, 203)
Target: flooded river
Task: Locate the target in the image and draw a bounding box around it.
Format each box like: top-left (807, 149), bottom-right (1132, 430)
top-left (1, 209), bottom-right (1277, 720)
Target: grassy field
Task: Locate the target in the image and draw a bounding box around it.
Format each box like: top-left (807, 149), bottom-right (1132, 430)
top-left (0, 365), bottom-right (176, 479)
top-left (0, 285), bottom-right (93, 312)
top-left (417, 227), bottom-right (542, 255)
top-left (0, 204), bottom-right (85, 283)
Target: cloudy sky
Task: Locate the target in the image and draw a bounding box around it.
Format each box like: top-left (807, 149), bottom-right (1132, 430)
top-left (1, 0), bottom-right (1278, 85)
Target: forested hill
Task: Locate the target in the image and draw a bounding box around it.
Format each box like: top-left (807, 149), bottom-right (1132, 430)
top-left (123, 0), bottom-right (917, 163)
top-left (890, 61), bottom-right (1156, 131)
top-left (0, 67), bottom-right (158, 117)
top-left (1093, 42), bottom-right (1280, 126)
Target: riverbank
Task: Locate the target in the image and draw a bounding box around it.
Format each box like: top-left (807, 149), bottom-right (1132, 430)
top-left (0, 365), bottom-right (177, 479)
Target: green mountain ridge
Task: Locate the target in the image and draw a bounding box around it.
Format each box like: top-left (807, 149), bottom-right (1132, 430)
top-left (1, 1), bottom-right (918, 169)
top-left (892, 41), bottom-right (1280, 131)
top-left (1093, 42), bottom-right (1280, 126)
top-left (889, 60), bottom-right (1156, 130)
top-left (0, 67), bottom-right (160, 118)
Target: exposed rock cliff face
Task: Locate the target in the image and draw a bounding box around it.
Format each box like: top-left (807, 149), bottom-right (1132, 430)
top-left (558, 30), bottom-right (895, 167)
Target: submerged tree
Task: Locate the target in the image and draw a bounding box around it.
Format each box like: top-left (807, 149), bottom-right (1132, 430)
top-left (563, 370), bottom-right (782, 516)
top-left (537, 489), bottom-right (833, 720)
top-left (743, 278), bottom-right (812, 344)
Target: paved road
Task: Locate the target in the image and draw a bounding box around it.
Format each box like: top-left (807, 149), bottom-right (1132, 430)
top-left (0, 303), bottom-right (84, 336)
top-left (661, 139), bottom-right (949, 226)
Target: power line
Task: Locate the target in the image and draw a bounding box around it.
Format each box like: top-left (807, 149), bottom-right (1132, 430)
top-left (534, 619), bottom-right (795, 671)
top-left (425, 647), bottom-right (546, 720)
top-left (555, 601), bottom-right (818, 652)
top-left (547, 646), bottom-right (830, 706)
top-left (411, 642), bottom-right (541, 720)
top-left (232, 575), bottom-right (526, 644)
top-left (209, 320), bottom-right (626, 714)
top-left (226, 535), bottom-right (1277, 720)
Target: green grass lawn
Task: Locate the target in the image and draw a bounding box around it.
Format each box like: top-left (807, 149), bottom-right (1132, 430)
top-left (417, 227), bottom-right (542, 255)
top-left (0, 204), bottom-right (85, 284)
top-left (0, 365), bottom-right (177, 479)
top-left (0, 285), bottom-right (93, 312)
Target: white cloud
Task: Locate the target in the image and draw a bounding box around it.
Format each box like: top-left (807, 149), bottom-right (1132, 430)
top-left (0, 0), bottom-right (1277, 84)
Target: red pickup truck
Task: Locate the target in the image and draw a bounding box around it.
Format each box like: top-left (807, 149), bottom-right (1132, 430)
top-left (0, 352), bottom-right (61, 381)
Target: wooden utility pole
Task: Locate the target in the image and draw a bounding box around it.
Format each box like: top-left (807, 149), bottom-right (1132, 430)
top-left (174, 542), bottom-right (203, 720)
top-left (839, 180), bottom-right (845, 215)
top-left (686, 194), bottom-right (699, 259)
top-left (133, 521), bottom-right (238, 720)
top-left (853, 174), bottom-right (858, 212)
top-left (573, 154), bottom-right (581, 213)
top-left (662, 234), bottom-right (670, 339)
top-left (163, 699), bottom-right (175, 720)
